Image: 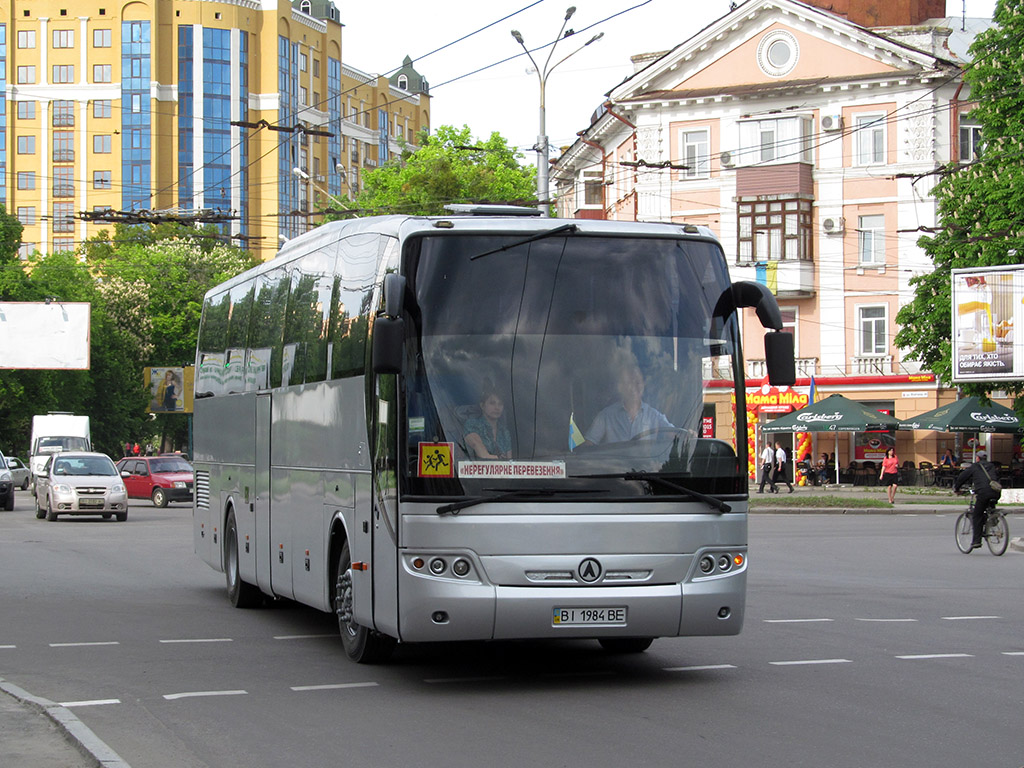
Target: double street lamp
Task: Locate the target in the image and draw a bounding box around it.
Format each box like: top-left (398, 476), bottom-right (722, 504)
top-left (512, 7), bottom-right (603, 217)
top-left (292, 166), bottom-right (350, 212)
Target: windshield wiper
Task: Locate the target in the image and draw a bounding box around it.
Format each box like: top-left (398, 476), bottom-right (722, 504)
top-left (470, 223), bottom-right (578, 260)
top-left (578, 472), bottom-right (731, 514)
top-left (436, 486), bottom-right (606, 516)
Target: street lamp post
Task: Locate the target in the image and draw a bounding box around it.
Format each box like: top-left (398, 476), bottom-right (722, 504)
top-left (292, 166), bottom-right (350, 213)
top-left (512, 8), bottom-right (602, 217)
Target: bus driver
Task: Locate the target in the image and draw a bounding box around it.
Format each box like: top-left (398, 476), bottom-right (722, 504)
top-left (586, 361), bottom-right (674, 444)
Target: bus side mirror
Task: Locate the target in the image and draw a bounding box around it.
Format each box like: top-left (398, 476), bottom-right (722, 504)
top-left (372, 273), bottom-right (407, 374)
top-left (765, 331), bottom-right (796, 386)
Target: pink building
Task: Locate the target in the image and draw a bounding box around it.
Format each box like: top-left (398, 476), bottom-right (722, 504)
top-left (552, 0), bottom-right (1011, 474)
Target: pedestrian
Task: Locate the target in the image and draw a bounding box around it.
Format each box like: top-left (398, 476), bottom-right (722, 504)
top-left (132, 442), bottom-right (141, 456)
top-left (758, 443), bottom-right (777, 493)
top-left (774, 441), bottom-right (794, 493)
top-left (879, 446), bottom-right (899, 504)
top-left (124, 441), bottom-right (131, 457)
top-left (953, 451), bottom-right (1002, 550)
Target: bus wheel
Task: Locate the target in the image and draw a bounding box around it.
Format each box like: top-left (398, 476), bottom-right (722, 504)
top-left (225, 509), bottom-right (261, 608)
top-left (598, 637), bottom-right (654, 654)
top-left (335, 541), bottom-right (395, 664)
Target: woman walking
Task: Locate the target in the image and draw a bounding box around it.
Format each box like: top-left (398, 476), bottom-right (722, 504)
top-left (879, 447), bottom-right (899, 504)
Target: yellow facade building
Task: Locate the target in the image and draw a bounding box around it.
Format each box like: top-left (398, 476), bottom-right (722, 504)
top-left (2, 0), bottom-right (430, 260)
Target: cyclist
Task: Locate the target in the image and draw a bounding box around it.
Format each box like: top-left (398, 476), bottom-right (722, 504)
top-left (953, 451), bottom-right (1002, 550)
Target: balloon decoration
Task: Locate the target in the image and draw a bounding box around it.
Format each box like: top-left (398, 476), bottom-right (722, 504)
top-left (746, 409), bottom-right (758, 480)
top-left (795, 431), bottom-right (812, 486)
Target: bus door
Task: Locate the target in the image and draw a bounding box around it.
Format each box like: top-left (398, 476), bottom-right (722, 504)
top-left (255, 392), bottom-right (274, 595)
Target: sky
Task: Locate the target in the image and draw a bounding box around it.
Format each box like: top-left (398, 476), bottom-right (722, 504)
top-left (338, 0), bottom-right (996, 163)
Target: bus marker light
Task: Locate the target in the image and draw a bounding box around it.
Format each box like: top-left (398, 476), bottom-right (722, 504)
top-left (412, 558), bottom-right (425, 569)
top-left (352, 562), bottom-right (368, 571)
top-left (733, 554), bottom-right (744, 567)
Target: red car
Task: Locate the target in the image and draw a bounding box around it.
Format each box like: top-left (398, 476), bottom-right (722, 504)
top-left (116, 455), bottom-right (194, 507)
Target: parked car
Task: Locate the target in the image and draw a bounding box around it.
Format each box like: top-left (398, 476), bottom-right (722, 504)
top-left (34, 452), bottom-right (128, 522)
top-left (116, 455), bottom-right (194, 507)
top-left (6, 456), bottom-right (30, 490)
top-left (0, 451), bottom-right (13, 511)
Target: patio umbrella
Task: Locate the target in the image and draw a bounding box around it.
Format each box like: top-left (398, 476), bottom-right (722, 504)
top-left (897, 396), bottom-right (1022, 462)
top-left (761, 393), bottom-right (900, 483)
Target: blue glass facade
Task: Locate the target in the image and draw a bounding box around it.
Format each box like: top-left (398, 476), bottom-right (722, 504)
top-left (178, 26), bottom-right (194, 209)
top-left (278, 36), bottom-right (299, 237)
top-left (327, 57), bottom-right (341, 199)
top-left (202, 28), bottom-right (232, 216)
top-left (237, 32), bottom-right (248, 237)
top-left (0, 25), bottom-right (6, 205)
top-left (378, 109), bottom-right (389, 164)
top-left (121, 21), bottom-right (151, 211)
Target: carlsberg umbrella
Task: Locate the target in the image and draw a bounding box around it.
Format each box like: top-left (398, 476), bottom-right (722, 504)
top-left (897, 396), bottom-right (1021, 434)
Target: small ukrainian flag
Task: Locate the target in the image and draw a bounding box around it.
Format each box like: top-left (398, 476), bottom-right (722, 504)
top-left (569, 412), bottom-right (585, 452)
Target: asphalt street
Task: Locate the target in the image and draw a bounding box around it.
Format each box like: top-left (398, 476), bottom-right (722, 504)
top-left (1, 486), bottom-right (1022, 768)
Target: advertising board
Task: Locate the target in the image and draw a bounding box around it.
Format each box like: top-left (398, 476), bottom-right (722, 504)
top-left (952, 266), bottom-right (1024, 382)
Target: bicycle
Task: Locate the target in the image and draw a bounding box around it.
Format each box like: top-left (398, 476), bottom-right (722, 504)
top-left (954, 490), bottom-right (1009, 556)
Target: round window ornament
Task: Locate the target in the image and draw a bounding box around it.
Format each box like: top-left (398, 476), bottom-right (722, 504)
top-left (757, 30), bottom-right (799, 77)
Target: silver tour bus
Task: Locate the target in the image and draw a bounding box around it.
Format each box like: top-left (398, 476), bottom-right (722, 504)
top-left (192, 206), bottom-right (795, 663)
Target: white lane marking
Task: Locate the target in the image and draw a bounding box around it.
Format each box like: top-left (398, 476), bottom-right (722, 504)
top-left (769, 658), bottom-right (852, 666)
top-left (163, 690), bottom-right (248, 700)
top-left (854, 618), bottom-right (918, 623)
top-left (941, 616), bottom-right (1002, 621)
top-left (763, 619), bottom-right (834, 624)
top-left (273, 634), bottom-right (335, 640)
top-left (290, 682), bottom-right (379, 692)
top-left (1001, 651), bottom-right (1024, 656)
top-left (664, 664), bottom-right (737, 672)
top-left (59, 699), bottom-right (121, 708)
top-left (159, 638), bottom-right (233, 644)
top-left (0, 645), bottom-right (15, 649)
top-left (896, 653), bottom-right (973, 660)
top-left (424, 676), bottom-right (508, 684)
top-left (49, 642), bottom-right (120, 648)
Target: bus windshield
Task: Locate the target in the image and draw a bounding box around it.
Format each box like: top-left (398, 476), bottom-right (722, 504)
top-left (402, 232), bottom-right (744, 498)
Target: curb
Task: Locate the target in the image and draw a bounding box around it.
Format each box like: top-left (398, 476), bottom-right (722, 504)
top-left (0, 678), bottom-right (130, 768)
top-left (1011, 537), bottom-right (1024, 553)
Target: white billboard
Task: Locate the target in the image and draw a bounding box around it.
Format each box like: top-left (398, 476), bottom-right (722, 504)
top-left (0, 302), bottom-right (90, 369)
top-left (951, 266), bottom-right (1024, 382)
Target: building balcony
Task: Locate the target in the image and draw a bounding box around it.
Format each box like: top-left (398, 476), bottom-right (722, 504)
top-left (51, 220), bottom-right (74, 233)
top-left (52, 185), bottom-right (74, 198)
top-left (732, 258), bottom-right (815, 298)
top-left (747, 357), bottom-right (818, 381)
top-left (851, 355), bottom-right (893, 375)
top-left (52, 149), bottom-right (74, 163)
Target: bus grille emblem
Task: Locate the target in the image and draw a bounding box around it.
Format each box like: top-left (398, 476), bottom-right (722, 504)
top-left (578, 558), bottom-right (602, 583)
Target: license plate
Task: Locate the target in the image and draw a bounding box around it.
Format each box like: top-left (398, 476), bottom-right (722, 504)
top-left (79, 498), bottom-right (104, 508)
top-left (552, 607), bottom-right (627, 626)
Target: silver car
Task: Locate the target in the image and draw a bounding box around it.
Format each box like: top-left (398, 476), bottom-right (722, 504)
top-left (34, 452), bottom-right (129, 522)
top-left (6, 456), bottom-right (30, 490)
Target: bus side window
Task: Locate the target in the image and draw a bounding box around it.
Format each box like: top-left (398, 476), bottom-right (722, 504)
top-left (250, 268), bottom-right (289, 389)
top-left (290, 250), bottom-right (337, 386)
top-left (227, 282), bottom-right (255, 392)
top-left (196, 291), bottom-right (230, 396)
top-left (329, 234), bottom-right (382, 379)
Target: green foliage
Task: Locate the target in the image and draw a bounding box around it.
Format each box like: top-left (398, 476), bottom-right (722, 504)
top-left (356, 125), bottom-right (537, 215)
top-left (0, 226), bottom-right (257, 458)
top-left (895, 1), bottom-right (1024, 410)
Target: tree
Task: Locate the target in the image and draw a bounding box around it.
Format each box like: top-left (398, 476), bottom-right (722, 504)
top-left (356, 125), bottom-right (537, 215)
top-left (895, 2), bottom-right (1024, 407)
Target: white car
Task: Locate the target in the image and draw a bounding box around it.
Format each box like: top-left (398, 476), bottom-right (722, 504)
top-left (0, 452), bottom-right (13, 511)
top-left (6, 457), bottom-right (30, 490)
top-left (34, 452), bottom-right (128, 522)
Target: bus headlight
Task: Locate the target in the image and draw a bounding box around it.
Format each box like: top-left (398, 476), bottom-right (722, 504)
top-left (699, 555), bottom-right (715, 574)
top-left (452, 558), bottom-right (471, 577)
top-left (429, 557), bottom-right (447, 575)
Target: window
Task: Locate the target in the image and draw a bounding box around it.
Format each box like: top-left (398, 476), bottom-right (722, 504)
top-left (17, 207), bottom-right (36, 225)
top-left (299, 52), bottom-right (307, 72)
top-left (131, 94), bottom-right (141, 113)
top-left (17, 65), bottom-right (36, 84)
top-left (93, 64), bottom-right (112, 83)
top-left (53, 131), bottom-right (74, 162)
top-left (680, 129), bottom-right (709, 178)
top-left (52, 238), bottom-right (75, 253)
top-left (52, 29), bottom-right (74, 48)
top-left (93, 205), bottom-right (112, 214)
top-left (52, 64), bottom-right (74, 83)
top-left (17, 101), bottom-right (36, 119)
top-left (757, 30), bottom-right (799, 78)
top-left (53, 167), bottom-right (74, 197)
top-left (580, 170), bottom-right (603, 207)
top-left (94, 134), bottom-right (112, 153)
top-left (397, 74), bottom-right (408, 90)
top-left (17, 30), bottom-right (35, 48)
top-left (855, 113), bottom-right (886, 165)
top-left (17, 172), bottom-right (35, 190)
top-left (17, 136), bottom-right (36, 154)
top-left (18, 243), bottom-right (35, 261)
top-left (93, 100), bottom-right (112, 118)
top-left (52, 100), bottom-right (74, 126)
top-left (300, 0), bottom-right (311, 13)
top-left (737, 198), bottom-right (813, 262)
top-left (52, 202), bottom-right (74, 233)
top-left (93, 28), bottom-right (111, 47)
top-left (93, 170), bottom-right (112, 189)
top-left (858, 306), bottom-right (888, 356)
top-left (313, 58), bottom-right (320, 78)
top-left (857, 214), bottom-right (885, 265)
top-left (737, 116), bottom-right (813, 166)
top-left (299, 86), bottom-right (307, 106)
top-left (960, 120), bottom-right (983, 162)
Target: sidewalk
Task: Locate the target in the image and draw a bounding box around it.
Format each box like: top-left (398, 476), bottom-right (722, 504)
top-left (0, 678), bottom-right (129, 768)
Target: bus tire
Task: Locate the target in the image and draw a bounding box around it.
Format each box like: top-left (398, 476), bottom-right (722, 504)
top-left (335, 541), bottom-right (395, 664)
top-left (225, 509), bottom-right (261, 608)
top-left (598, 637), bottom-right (654, 653)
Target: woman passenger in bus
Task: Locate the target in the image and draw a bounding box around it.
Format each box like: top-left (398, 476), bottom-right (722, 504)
top-left (463, 381), bottom-right (512, 460)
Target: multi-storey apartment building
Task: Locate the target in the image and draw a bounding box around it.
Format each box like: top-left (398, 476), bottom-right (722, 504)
top-left (3, 0), bottom-right (429, 260)
top-left (552, 0), bottom-right (1004, 470)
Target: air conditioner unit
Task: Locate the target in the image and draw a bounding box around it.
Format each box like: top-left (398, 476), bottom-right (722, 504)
top-left (821, 114), bottom-right (843, 132)
top-left (822, 216), bottom-right (845, 235)
top-left (720, 150), bottom-right (735, 167)
top-left (315, 175), bottom-right (325, 182)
